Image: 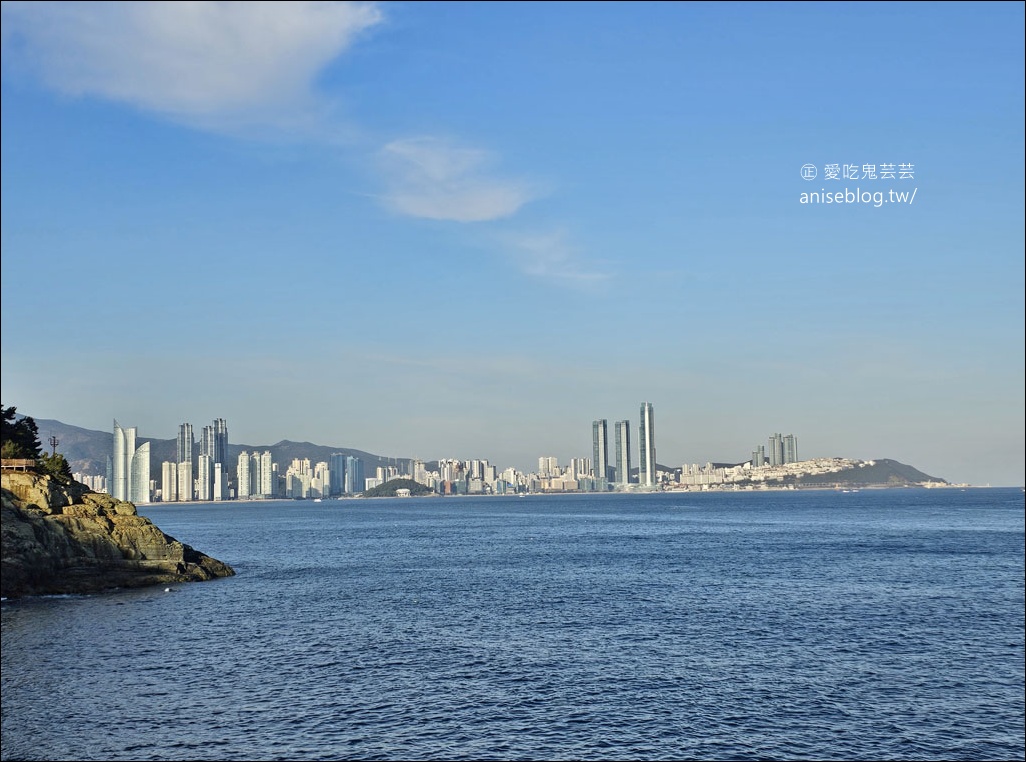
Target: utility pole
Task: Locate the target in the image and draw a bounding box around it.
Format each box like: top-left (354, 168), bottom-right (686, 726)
top-left (49, 434), bottom-right (59, 457)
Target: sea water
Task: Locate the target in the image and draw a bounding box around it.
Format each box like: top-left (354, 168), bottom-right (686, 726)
top-left (2, 488), bottom-right (1023, 761)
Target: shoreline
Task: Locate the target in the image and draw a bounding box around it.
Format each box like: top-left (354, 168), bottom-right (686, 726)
top-left (133, 482), bottom-right (1003, 508)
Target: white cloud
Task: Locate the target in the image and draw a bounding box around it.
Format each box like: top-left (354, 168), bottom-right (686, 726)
top-left (1, 1), bottom-right (383, 125)
top-left (378, 137), bottom-right (536, 222)
top-left (2, 2), bottom-right (567, 253)
top-left (505, 230), bottom-right (612, 288)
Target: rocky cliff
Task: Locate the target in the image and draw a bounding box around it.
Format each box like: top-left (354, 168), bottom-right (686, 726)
top-left (1, 471), bottom-right (235, 599)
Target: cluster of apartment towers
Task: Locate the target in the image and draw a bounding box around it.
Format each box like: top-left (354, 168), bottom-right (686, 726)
top-left (589, 402), bottom-right (658, 489)
top-left (101, 406), bottom-right (799, 503)
top-left (105, 419), bottom-right (368, 503)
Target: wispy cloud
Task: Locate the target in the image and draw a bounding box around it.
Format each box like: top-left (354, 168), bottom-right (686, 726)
top-left (2, 1), bottom-right (594, 280)
top-left (0, 1), bottom-right (383, 128)
top-left (503, 230), bottom-right (612, 288)
top-left (378, 137), bottom-right (536, 222)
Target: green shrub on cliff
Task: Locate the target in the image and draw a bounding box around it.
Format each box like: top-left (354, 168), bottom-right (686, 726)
top-left (37, 452), bottom-right (73, 483)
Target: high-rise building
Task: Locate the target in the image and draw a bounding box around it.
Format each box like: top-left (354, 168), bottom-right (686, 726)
top-left (236, 451), bottom-right (251, 498)
top-left (614, 420), bottom-right (632, 484)
top-left (345, 456), bottom-right (365, 494)
top-left (215, 461), bottom-right (228, 500)
top-left (161, 461), bottom-right (178, 502)
top-left (247, 452), bottom-right (260, 498)
top-left (639, 402), bottom-right (656, 487)
top-left (538, 456), bottom-right (559, 478)
top-left (483, 464), bottom-right (497, 486)
top-left (411, 458), bottom-right (428, 486)
top-left (201, 425), bottom-right (212, 460)
top-left (197, 455), bottom-right (213, 501)
top-left (768, 433), bottom-right (798, 466)
top-left (329, 453), bottom-right (347, 497)
top-left (200, 418), bottom-right (228, 464)
top-left (569, 457), bottom-right (590, 481)
top-left (177, 423), bottom-right (194, 465)
top-left (592, 419), bottom-right (609, 484)
top-left (313, 461), bottom-right (330, 498)
top-left (177, 461), bottom-right (192, 501)
top-left (113, 420), bottom-right (150, 503)
top-left (769, 433), bottom-right (784, 466)
top-left (129, 441), bottom-right (150, 503)
top-left (783, 434), bottom-right (798, 464)
top-left (112, 420), bottom-right (135, 501)
top-left (259, 451), bottom-right (274, 497)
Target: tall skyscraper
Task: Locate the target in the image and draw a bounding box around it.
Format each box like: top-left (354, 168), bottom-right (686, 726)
top-left (112, 420), bottom-right (135, 501)
top-left (412, 458), bottom-right (428, 486)
top-left (614, 420), bottom-right (632, 484)
top-left (213, 418), bottom-right (227, 465)
top-left (213, 462), bottom-right (226, 501)
top-left (177, 423), bottom-right (194, 465)
top-left (113, 420), bottom-right (150, 503)
top-left (592, 419), bottom-right (609, 484)
top-left (767, 434), bottom-right (796, 465)
top-left (201, 418), bottom-right (228, 465)
top-left (345, 456), bottom-right (365, 494)
top-left (783, 434), bottom-right (798, 464)
top-left (639, 402), bottom-right (656, 487)
top-left (259, 451), bottom-right (274, 497)
top-left (177, 460), bottom-right (192, 501)
top-left (197, 455), bottom-right (213, 501)
top-left (329, 453), bottom-right (347, 497)
top-left (767, 433), bottom-right (798, 465)
top-left (161, 461), bottom-right (178, 503)
top-left (769, 433), bottom-right (784, 466)
top-left (236, 451), bottom-right (251, 499)
top-left (127, 441), bottom-right (150, 504)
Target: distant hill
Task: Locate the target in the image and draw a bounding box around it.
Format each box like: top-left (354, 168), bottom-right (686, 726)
top-left (29, 418), bottom-right (114, 475)
top-left (24, 417), bottom-right (408, 481)
top-left (793, 458), bottom-right (946, 488)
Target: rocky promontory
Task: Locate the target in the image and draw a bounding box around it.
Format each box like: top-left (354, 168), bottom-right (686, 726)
top-left (1, 471), bottom-right (235, 599)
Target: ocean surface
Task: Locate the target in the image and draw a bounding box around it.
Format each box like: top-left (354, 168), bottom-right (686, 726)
top-left (2, 488), bottom-right (1023, 761)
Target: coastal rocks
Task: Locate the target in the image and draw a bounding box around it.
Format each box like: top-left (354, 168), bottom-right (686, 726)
top-left (2, 470), bottom-right (90, 515)
top-left (1, 471), bottom-right (234, 599)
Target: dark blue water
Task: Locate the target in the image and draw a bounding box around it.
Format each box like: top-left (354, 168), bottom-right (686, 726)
top-left (2, 489), bottom-right (1023, 761)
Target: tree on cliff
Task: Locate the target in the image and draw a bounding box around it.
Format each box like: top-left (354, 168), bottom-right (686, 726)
top-left (1, 405), bottom-right (42, 460)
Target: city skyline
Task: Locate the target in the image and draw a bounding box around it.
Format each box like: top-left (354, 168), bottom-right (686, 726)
top-left (107, 402), bottom-right (681, 494)
top-left (93, 404), bottom-right (835, 502)
top-left (2, 3), bottom-right (1023, 487)
top-left (101, 408), bottom-right (894, 502)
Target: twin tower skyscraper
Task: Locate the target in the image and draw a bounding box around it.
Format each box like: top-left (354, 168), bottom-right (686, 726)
top-left (593, 402), bottom-right (656, 488)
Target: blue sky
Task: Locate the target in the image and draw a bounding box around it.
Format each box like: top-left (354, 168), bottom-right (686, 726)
top-left (2, 1), bottom-right (1023, 486)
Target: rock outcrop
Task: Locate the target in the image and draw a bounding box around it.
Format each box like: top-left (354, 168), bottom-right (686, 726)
top-left (1, 471), bottom-right (235, 599)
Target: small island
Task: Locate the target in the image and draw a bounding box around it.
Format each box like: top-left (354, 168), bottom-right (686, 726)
top-left (362, 477), bottom-right (435, 498)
